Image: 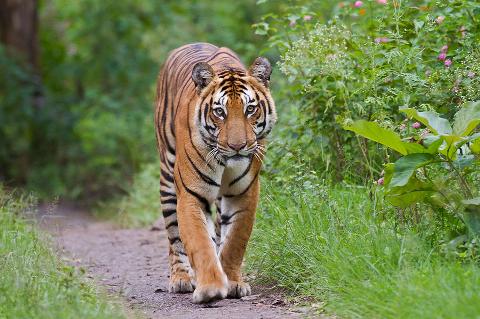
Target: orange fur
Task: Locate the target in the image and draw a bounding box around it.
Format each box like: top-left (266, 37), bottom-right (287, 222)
top-left (154, 43), bottom-right (276, 303)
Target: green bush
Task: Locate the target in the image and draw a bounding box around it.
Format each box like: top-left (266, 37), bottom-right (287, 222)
top-left (256, 0), bottom-right (480, 182)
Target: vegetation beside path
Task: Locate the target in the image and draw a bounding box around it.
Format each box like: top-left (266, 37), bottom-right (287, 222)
top-left (0, 187), bottom-right (126, 319)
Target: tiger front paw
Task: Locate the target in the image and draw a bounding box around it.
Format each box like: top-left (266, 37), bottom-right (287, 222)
top-left (192, 283), bottom-right (228, 304)
top-left (227, 280), bottom-right (251, 298)
top-left (169, 271), bottom-right (195, 293)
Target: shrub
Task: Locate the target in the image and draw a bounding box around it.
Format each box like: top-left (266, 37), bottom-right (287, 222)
top-left (255, 0), bottom-right (480, 182)
top-left (345, 100), bottom-right (480, 256)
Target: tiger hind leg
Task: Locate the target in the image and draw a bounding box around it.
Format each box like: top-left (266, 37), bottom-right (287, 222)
top-left (161, 180), bottom-right (195, 293)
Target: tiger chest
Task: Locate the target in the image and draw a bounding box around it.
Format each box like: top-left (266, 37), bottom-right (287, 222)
top-left (219, 157), bottom-right (255, 196)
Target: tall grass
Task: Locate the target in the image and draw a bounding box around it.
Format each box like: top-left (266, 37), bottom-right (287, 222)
top-left (0, 187), bottom-right (126, 319)
top-left (247, 180), bottom-right (480, 318)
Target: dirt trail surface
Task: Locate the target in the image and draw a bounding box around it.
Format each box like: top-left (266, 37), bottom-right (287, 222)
top-left (38, 206), bottom-right (312, 319)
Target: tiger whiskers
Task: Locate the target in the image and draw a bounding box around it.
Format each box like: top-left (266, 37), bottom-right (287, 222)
top-left (205, 149), bottom-right (218, 168)
top-left (254, 144), bottom-right (266, 164)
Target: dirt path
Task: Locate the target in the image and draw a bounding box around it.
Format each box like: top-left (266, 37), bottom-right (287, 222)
top-left (38, 206), bottom-right (312, 319)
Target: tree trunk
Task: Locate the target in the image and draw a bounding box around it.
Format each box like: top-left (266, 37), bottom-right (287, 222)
top-left (0, 0), bottom-right (39, 69)
top-left (0, 0), bottom-right (40, 184)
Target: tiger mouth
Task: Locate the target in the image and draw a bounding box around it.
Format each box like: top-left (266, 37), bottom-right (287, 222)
top-left (228, 153), bottom-right (252, 160)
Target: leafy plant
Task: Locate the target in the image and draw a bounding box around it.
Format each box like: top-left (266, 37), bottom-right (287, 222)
top-left (344, 101), bottom-right (480, 236)
top-left (254, 0), bottom-right (480, 182)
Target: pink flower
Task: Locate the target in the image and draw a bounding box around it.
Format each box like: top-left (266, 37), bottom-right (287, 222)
top-left (377, 177), bottom-right (385, 186)
top-left (377, 0), bottom-right (387, 4)
top-left (437, 52), bottom-right (447, 61)
top-left (375, 37), bottom-right (389, 44)
top-left (412, 122), bottom-right (421, 129)
top-left (468, 71), bottom-right (476, 78)
top-left (354, 1), bottom-right (363, 8)
top-left (444, 59), bottom-right (452, 67)
top-left (289, 20), bottom-right (296, 27)
top-left (399, 123), bottom-right (406, 131)
top-left (440, 45), bottom-right (448, 53)
top-left (303, 15), bottom-right (312, 21)
top-left (420, 129), bottom-right (430, 138)
top-left (435, 16), bottom-right (445, 24)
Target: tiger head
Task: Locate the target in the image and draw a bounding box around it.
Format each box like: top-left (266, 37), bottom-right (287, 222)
top-left (192, 58), bottom-right (276, 162)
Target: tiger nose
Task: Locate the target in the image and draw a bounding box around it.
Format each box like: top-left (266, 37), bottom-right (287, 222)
top-left (228, 142), bottom-right (247, 151)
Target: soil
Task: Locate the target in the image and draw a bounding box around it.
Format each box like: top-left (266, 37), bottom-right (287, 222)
top-left (38, 205), bottom-right (320, 319)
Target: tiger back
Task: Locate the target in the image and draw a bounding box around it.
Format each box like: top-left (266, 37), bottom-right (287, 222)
top-left (154, 43), bottom-right (276, 303)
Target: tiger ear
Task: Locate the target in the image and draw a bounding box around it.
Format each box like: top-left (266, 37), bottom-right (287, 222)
top-left (248, 57), bottom-right (272, 88)
top-left (192, 62), bottom-right (215, 94)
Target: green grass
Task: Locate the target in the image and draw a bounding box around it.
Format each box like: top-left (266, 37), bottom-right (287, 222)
top-left (247, 179), bottom-right (480, 319)
top-left (97, 163), bottom-right (480, 318)
top-left (0, 187), bottom-right (126, 319)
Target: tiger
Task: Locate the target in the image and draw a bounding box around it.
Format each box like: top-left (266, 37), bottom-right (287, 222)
top-left (154, 43), bottom-right (276, 304)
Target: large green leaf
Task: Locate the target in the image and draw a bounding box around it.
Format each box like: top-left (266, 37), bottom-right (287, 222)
top-left (471, 138), bottom-right (480, 154)
top-left (344, 120), bottom-right (426, 155)
top-left (439, 135), bottom-right (463, 160)
top-left (386, 178), bottom-right (435, 208)
top-left (423, 135), bottom-right (444, 154)
top-left (400, 107), bottom-right (452, 135)
top-left (462, 197), bottom-right (480, 235)
top-left (383, 163), bottom-right (394, 187)
top-left (453, 101), bottom-right (480, 136)
top-left (387, 190), bottom-right (434, 207)
top-left (390, 153), bottom-right (434, 187)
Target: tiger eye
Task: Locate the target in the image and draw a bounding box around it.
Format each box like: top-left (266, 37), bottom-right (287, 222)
top-left (213, 108), bottom-right (225, 118)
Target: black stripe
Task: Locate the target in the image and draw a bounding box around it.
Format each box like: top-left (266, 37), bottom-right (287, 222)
top-left (166, 220), bottom-right (178, 228)
top-left (187, 111), bottom-right (215, 171)
top-left (258, 115), bottom-right (267, 130)
top-left (161, 169), bottom-right (174, 183)
top-left (177, 169), bottom-right (211, 211)
top-left (162, 198), bottom-right (177, 205)
top-left (160, 180), bottom-right (170, 188)
top-left (160, 190), bottom-right (176, 198)
top-left (169, 236), bottom-right (181, 244)
top-left (161, 81), bottom-right (176, 155)
top-left (261, 100), bottom-right (271, 115)
top-left (221, 209), bottom-right (245, 224)
top-left (162, 209), bottom-right (176, 218)
top-left (206, 125), bottom-right (216, 133)
top-left (186, 152), bottom-right (220, 187)
top-left (223, 170), bottom-right (259, 198)
top-left (229, 161), bottom-right (253, 186)
top-left (203, 102), bottom-right (210, 125)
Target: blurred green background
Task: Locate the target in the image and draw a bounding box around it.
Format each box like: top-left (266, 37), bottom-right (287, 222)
top-left (0, 0), bottom-right (302, 200)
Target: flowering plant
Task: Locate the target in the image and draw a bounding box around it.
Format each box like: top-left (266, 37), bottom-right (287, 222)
top-left (254, 0), bottom-right (480, 182)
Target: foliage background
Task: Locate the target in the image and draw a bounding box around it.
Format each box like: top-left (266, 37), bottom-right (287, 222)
top-left (1, 1), bottom-right (480, 318)
top-left (0, 0), bottom-right (282, 199)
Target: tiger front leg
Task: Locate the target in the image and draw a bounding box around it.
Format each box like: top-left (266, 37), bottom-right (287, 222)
top-left (218, 178), bottom-right (259, 298)
top-left (176, 192), bottom-right (228, 304)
